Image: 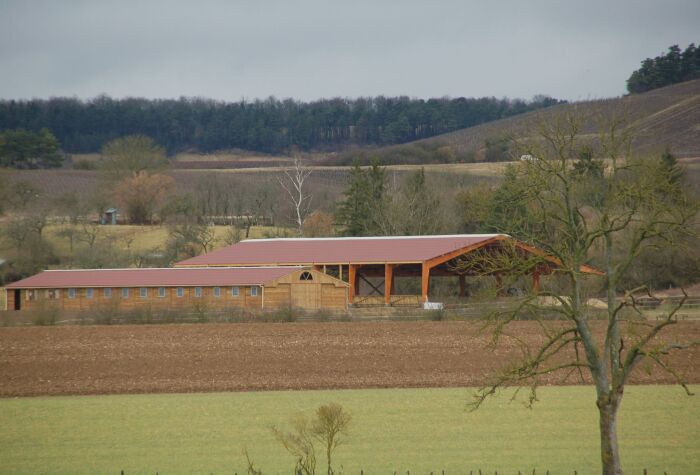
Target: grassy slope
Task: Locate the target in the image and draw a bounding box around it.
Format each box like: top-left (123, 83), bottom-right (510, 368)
top-left (365, 78), bottom-right (700, 161)
top-left (0, 386), bottom-right (697, 474)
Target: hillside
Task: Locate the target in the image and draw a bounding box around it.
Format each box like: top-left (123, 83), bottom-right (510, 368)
top-left (356, 79), bottom-right (700, 163)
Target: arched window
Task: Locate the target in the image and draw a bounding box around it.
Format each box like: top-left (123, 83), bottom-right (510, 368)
top-left (299, 271), bottom-right (313, 281)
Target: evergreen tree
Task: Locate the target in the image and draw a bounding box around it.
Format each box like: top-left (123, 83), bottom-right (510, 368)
top-left (660, 147), bottom-right (683, 186)
top-left (334, 160), bottom-right (388, 236)
top-left (0, 128), bottom-right (63, 169)
top-left (627, 42), bottom-right (700, 93)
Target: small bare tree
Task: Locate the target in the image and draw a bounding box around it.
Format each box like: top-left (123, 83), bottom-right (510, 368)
top-left (76, 221), bottom-right (102, 249)
top-left (272, 416), bottom-right (317, 475)
top-left (278, 157), bottom-right (313, 235)
top-left (271, 403), bottom-right (351, 475)
top-left (312, 403), bottom-right (352, 475)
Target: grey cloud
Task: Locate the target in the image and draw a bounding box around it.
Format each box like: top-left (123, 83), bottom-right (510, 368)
top-left (1, 0), bottom-right (699, 101)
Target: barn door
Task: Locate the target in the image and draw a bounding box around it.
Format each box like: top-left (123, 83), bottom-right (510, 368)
top-left (291, 283), bottom-right (320, 309)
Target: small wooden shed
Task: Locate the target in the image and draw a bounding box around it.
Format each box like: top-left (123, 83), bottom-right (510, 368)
top-left (3, 267), bottom-right (349, 313)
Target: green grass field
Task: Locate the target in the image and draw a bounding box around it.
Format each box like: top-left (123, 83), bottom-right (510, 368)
top-left (0, 386), bottom-right (697, 474)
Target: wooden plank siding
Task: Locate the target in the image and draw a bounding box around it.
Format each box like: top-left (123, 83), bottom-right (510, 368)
top-left (11, 285), bottom-right (263, 312)
top-left (5, 269), bottom-right (349, 313)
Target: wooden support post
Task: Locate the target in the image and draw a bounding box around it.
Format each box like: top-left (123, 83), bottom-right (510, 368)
top-left (322, 264), bottom-right (327, 274)
top-left (349, 264), bottom-right (357, 304)
top-left (459, 274), bottom-right (466, 297)
top-left (421, 262), bottom-right (430, 304)
top-left (338, 264), bottom-right (343, 281)
top-left (385, 264), bottom-right (394, 306)
top-left (532, 271), bottom-right (541, 294)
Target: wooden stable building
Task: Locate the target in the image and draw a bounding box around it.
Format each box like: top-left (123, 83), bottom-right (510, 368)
top-left (176, 234), bottom-right (602, 306)
top-left (4, 267), bottom-right (348, 312)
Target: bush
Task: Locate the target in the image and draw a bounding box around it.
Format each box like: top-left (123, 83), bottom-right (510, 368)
top-left (427, 308), bottom-right (446, 321)
top-left (72, 159), bottom-right (97, 170)
top-left (31, 306), bottom-right (61, 326)
top-left (266, 307), bottom-right (298, 322)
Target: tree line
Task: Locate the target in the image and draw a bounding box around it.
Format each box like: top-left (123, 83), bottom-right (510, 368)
top-left (0, 94), bottom-right (563, 156)
top-left (627, 42), bottom-right (700, 93)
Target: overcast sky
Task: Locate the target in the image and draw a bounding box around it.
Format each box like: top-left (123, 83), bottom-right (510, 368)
top-left (1, 1), bottom-right (698, 103)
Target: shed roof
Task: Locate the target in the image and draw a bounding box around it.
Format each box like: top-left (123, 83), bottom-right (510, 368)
top-left (175, 234), bottom-right (506, 267)
top-left (5, 266), bottom-right (304, 289)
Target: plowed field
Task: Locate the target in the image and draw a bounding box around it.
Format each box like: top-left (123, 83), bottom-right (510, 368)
top-left (1, 321), bottom-right (698, 397)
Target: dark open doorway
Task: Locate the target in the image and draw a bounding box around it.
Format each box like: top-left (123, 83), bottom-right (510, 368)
top-left (14, 290), bottom-right (21, 311)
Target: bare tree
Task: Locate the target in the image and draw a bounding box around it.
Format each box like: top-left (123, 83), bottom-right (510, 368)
top-left (272, 416), bottom-right (317, 475)
top-left (311, 403), bottom-right (351, 475)
top-left (278, 157), bottom-right (313, 235)
top-left (166, 223), bottom-right (218, 261)
top-left (271, 403), bottom-right (351, 475)
top-left (457, 111), bottom-right (699, 475)
top-left (76, 221), bottom-right (102, 249)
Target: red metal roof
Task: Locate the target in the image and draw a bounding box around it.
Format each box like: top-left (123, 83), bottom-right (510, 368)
top-left (175, 234), bottom-right (506, 267)
top-left (5, 267), bottom-right (304, 289)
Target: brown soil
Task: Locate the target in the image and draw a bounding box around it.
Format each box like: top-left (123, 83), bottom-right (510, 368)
top-left (0, 321), bottom-right (698, 397)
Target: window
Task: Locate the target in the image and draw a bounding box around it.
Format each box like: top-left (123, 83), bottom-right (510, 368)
top-left (26, 290), bottom-right (36, 301)
top-left (140, 288), bottom-right (148, 298)
top-left (86, 288), bottom-right (93, 299)
top-left (158, 287), bottom-right (166, 298)
top-left (299, 271), bottom-right (313, 281)
top-left (195, 287), bottom-right (202, 298)
top-left (47, 289), bottom-right (60, 299)
top-left (68, 288), bottom-right (76, 299)
top-left (122, 288), bottom-right (129, 299)
top-left (103, 288), bottom-right (112, 298)
top-left (213, 287), bottom-right (221, 297)
top-left (231, 286), bottom-right (240, 297)
top-left (250, 286), bottom-right (258, 297)
top-left (176, 287), bottom-right (184, 298)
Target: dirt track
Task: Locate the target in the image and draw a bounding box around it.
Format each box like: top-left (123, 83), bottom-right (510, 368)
top-left (0, 321), bottom-right (698, 397)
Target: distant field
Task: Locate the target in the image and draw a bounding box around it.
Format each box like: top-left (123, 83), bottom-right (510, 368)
top-left (41, 224), bottom-right (286, 257)
top-left (0, 386), bottom-right (697, 474)
top-left (10, 162), bottom-right (502, 207)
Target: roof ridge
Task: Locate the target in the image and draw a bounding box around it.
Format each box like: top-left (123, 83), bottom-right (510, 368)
top-left (42, 266), bottom-right (306, 272)
top-left (240, 234), bottom-right (507, 243)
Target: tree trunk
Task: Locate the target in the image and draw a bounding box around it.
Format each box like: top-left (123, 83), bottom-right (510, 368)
top-left (598, 398), bottom-right (622, 475)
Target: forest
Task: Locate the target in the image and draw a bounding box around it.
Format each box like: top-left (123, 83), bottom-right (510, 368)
top-left (627, 42), bottom-right (700, 93)
top-left (0, 94), bottom-right (562, 155)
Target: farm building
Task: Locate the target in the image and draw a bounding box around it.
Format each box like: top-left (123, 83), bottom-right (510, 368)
top-left (3, 267), bottom-right (348, 312)
top-left (175, 234), bottom-right (602, 306)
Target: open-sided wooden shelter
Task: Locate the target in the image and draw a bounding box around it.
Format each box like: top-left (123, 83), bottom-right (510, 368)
top-left (176, 234), bottom-right (602, 305)
top-left (3, 267), bottom-right (348, 312)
